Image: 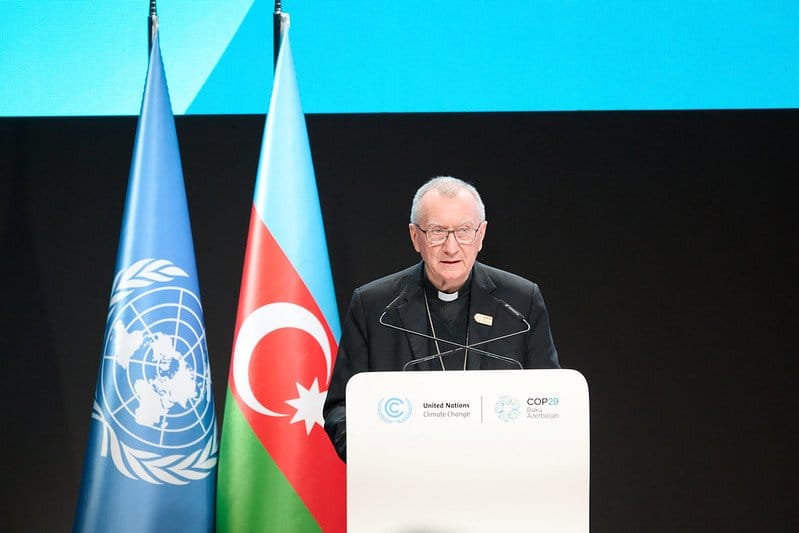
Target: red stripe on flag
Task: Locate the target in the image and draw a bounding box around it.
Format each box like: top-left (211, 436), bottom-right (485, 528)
top-left (229, 207), bottom-right (345, 532)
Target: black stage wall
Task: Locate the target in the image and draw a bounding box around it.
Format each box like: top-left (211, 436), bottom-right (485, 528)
top-left (1, 110), bottom-right (795, 531)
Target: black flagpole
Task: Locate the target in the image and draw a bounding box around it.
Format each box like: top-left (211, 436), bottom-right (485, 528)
top-left (273, 1), bottom-right (283, 69)
top-left (148, 0), bottom-right (158, 53)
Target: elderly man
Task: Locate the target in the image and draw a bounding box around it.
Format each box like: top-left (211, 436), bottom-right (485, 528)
top-left (323, 176), bottom-right (559, 461)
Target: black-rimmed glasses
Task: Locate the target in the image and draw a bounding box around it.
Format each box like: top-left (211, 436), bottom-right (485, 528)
top-left (414, 223), bottom-right (482, 245)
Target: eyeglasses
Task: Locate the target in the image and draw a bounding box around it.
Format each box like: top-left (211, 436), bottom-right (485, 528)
top-left (414, 223), bottom-right (482, 245)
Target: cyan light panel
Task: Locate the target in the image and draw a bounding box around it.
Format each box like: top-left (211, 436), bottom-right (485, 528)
top-left (1, 0), bottom-right (797, 116)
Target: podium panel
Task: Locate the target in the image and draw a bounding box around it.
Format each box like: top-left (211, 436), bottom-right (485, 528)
top-left (346, 369), bottom-right (589, 533)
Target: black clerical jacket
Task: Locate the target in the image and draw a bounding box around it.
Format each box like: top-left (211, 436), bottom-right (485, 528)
top-left (323, 261), bottom-right (559, 461)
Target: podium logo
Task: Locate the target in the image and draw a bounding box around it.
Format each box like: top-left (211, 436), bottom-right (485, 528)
top-left (527, 397), bottom-right (559, 406)
top-left (494, 395), bottom-right (521, 422)
top-left (377, 396), bottom-right (413, 423)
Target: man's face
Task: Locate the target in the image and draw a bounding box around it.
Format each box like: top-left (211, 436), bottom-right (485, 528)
top-left (409, 189), bottom-right (486, 292)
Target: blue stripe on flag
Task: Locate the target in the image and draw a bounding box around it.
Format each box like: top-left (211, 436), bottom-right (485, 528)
top-left (252, 29), bottom-right (341, 339)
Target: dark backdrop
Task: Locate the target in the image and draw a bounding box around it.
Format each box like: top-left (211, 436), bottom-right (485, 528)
top-left (1, 110), bottom-right (796, 531)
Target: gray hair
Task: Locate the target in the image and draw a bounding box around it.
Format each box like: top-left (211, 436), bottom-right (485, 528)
top-left (409, 176), bottom-right (486, 224)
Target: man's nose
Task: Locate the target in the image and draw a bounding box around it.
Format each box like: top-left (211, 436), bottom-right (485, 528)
top-left (442, 232), bottom-right (459, 252)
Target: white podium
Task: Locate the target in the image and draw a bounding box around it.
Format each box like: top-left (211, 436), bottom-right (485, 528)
top-left (346, 369), bottom-right (589, 533)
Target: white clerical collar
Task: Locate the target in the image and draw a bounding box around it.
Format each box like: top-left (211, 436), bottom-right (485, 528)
top-left (437, 290), bottom-right (459, 302)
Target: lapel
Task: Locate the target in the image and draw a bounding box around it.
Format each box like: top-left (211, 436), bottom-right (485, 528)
top-left (466, 262), bottom-right (500, 370)
top-left (395, 263), bottom-right (430, 361)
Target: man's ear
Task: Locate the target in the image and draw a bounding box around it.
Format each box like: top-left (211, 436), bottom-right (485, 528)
top-left (476, 220), bottom-right (487, 252)
top-left (409, 224), bottom-right (422, 253)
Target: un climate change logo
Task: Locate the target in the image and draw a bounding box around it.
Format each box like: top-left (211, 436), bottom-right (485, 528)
top-left (378, 397), bottom-right (413, 423)
top-left (93, 259), bottom-right (217, 485)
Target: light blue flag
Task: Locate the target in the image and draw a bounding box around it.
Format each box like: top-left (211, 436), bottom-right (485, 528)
top-left (73, 33), bottom-right (217, 533)
top-left (253, 26), bottom-right (340, 337)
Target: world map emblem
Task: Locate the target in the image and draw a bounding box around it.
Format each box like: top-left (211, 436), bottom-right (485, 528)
top-left (93, 258), bottom-right (217, 485)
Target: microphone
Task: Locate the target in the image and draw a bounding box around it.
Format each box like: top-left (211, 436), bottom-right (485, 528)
top-left (379, 293), bottom-right (530, 370)
top-left (382, 292), bottom-right (406, 314)
top-left (494, 296), bottom-right (528, 322)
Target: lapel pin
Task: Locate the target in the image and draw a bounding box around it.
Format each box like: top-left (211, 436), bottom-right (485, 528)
top-left (474, 313), bottom-right (493, 326)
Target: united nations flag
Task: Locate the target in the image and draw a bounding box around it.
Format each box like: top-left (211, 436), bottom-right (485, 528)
top-left (73, 32), bottom-right (217, 533)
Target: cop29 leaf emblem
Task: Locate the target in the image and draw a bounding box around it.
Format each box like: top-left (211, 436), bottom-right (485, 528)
top-left (94, 258), bottom-right (217, 485)
top-left (377, 397), bottom-right (413, 423)
top-left (494, 395), bottom-right (521, 422)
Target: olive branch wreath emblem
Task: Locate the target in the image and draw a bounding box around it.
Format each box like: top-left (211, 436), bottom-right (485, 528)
top-left (92, 402), bottom-right (218, 485)
top-left (109, 258), bottom-right (189, 307)
top-left (95, 258), bottom-right (217, 485)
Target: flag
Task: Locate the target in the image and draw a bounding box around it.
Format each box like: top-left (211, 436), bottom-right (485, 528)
top-left (216, 26), bottom-right (346, 533)
top-left (73, 33), bottom-right (217, 532)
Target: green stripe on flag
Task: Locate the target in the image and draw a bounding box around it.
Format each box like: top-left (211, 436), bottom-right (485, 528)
top-left (216, 389), bottom-right (321, 532)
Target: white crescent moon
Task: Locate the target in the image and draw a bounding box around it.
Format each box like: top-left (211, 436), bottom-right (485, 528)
top-left (232, 302), bottom-right (332, 417)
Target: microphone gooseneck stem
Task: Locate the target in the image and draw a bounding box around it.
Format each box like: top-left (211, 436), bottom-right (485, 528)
top-left (379, 310), bottom-right (529, 371)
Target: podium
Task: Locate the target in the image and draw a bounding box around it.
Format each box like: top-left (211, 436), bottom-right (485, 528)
top-left (346, 369), bottom-right (589, 533)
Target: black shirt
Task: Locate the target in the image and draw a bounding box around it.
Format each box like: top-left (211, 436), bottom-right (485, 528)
top-left (422, 273), bottom-right (472, 370)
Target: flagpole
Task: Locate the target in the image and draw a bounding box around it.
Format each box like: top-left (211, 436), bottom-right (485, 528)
top-left (148, 0), bottom-right (159, 52)
top-left (273, 1), bottom-right (283, 69)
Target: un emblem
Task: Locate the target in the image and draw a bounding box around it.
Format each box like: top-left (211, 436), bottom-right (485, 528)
top-left (377, 397), bottom-right (413, 423)
top-left (93, 258), bottom-right (217, 485)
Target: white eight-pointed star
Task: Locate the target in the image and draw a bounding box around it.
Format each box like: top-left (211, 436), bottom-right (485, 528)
top-left (285, 378), bottom-right (327, 435)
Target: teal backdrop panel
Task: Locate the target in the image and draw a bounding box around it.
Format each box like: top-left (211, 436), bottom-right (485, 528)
top-left (1, 0), bottom-right (797, 116)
